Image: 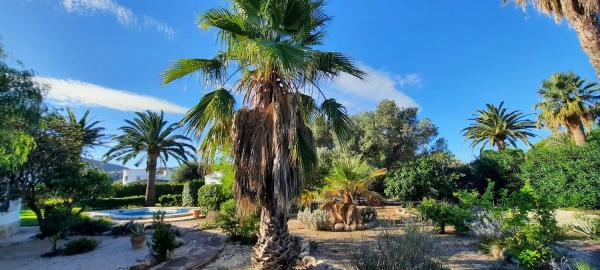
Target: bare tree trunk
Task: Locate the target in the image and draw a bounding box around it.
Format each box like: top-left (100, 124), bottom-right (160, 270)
top-left (145, 152), bottom-right (158, 206)
top-left (251, 207), bottom-right (296, 269)
top-left (565, 6), bottom-right (600, 79)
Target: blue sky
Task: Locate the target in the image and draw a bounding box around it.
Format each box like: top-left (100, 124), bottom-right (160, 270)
top-left (0, 0), bottom-right (596, 167)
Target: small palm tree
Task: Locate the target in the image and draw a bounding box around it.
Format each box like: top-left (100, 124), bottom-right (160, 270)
top-left (104, 111), bottom-right (195, 205)
top-left (505, 1), bottom-right (600, 78)
top-left (66, 107), bottom-right (105, 153)
top-left (161, 0), bottom-right (363, 267)
top-left (536, 72), bottom-right (600, 145)
top-left (463, 102), bottom-right (536, 151)
top-left (322, 156), bottom-right (386, 205)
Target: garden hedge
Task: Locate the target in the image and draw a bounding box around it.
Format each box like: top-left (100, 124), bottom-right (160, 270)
top-left (158, 194), bottom-right (182, 207)
top-left (87, 196), bottom-right (145, 209)
top-left (111, 182), bottom-right (184, 198)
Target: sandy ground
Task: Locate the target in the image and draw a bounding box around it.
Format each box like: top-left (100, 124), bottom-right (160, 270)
top-left (0, 234), bottom-right (149, 270)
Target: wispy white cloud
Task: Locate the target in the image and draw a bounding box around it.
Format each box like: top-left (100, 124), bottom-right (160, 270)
top-left (61, 0), bottom-right (175, 39)
top-left (331, 64), bottom-right (420, 109)
top-left (37, 77), bottom-right (188, 114)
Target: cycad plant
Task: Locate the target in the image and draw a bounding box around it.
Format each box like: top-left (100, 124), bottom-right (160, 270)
top-left (104, 111), bottom-right (195, 205)
top-left (536, 72), bottom-right (600, 145)
top-left (505, 1), bottom-right (600, 78)
top-left (161, 0), bottom-right (363, 267)
top-left (463, 102), bottom-right (536, 151)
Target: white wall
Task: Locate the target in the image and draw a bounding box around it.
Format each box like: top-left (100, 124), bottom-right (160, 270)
top-left (122, 169), bottom-right (172, 185)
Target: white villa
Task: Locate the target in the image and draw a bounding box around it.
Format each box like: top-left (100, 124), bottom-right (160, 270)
top-left (121, 168), bottom-right (173, 185)
top-left (204, 171), bottom-right (224, 185)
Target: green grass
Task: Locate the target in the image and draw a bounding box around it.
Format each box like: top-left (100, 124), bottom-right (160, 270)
top-left (20, 207), bottom-right (83, 227)
top-left (20, 209), bottom-right (38, 226)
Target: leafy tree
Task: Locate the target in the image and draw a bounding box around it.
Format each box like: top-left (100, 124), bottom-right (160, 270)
top-left (171, 160), bottom-right (205, 183)
top-left (462, 102), bottom-right (536, 152)
top-left (471, 149), bottom-right (526, 194)
top-left (0, 43), bottom-right (45, 209)
top-left (384, 152), bottom-right (462, 201)
top-left (353, 100), bottom-right (438, 170)
top-left (505, 1), bottom-right (600, 78)
top-left (322, 155), bottom-right (386, 205)
top-left (161, 0), bottom-right (363, 267)
top-left (105, 111), bottom-right (195, 206)
top-left (535, 72), bottom-right (599, 145)
top-left (66, 107), bottom-right (106, 153)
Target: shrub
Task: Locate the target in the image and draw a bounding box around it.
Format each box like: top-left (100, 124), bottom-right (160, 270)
top-left (197, 184), bottom-right (224, 213)
top-left (158, 194), bottom-right (182, 207)
top-left (297, 208), bottom-right (331, 231)
top-left (470, 149), bottom-right (525, 194)
top-left (417, 198), bottom-right (471, 234)
top-left (111, 221), bottom-right (135, 236)
top-left (347, 218), bottom-right (447, 270)
top-left (62, 237), bottom-right (98, 255)
top-left (217, 199), bottom-right (259, 244)
top-left (111, 182), bottom-right (184, 198)
top-left (148, 211), bottom-right (177, 262)
top-left (40, 206), bottom-right (73, 252)
top-left (70, 215), bottom-right (112, 235)
top-left (360, 206), bottom-right (378, 223)
top-left (384, 152), bottom-right (462, 201)
top-left (87, 196), bottom-right (145, 209)
top-left (171, 160), bottom-right (204, 183)
top-left (520, 143), bottom-right (600, 209)
top-left (181, 180), bottom-right (203, 207)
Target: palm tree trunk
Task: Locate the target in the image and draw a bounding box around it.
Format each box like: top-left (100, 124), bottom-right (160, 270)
top-left (496, 140), bottom-right (506, 151)
top-left (251, 206), bottom-right (296, 269)
top-left (145, 152), bottom-right (158, 206)
top-left (569, 123), bottom-right (587, 145)
top-left (564, 6), bottom-right (600, 79)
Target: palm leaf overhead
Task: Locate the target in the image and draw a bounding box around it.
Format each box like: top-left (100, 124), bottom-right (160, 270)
top-left (104, 111), bottom-right (195, 205)
top-left (462, 102), bottom-right (536, 152)
top-left (162, 0), bottom-right (364, 267)
top-left (535, 72), bottom-right (600, 145)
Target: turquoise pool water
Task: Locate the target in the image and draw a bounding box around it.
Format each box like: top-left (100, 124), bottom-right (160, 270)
top-left (116, 208), bottom-right (189, 217)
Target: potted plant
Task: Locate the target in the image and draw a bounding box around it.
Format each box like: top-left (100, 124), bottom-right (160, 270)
top-left (192, 209), bottom-right (201, 218)
top-left (130, 223), bottom-right (146, 249)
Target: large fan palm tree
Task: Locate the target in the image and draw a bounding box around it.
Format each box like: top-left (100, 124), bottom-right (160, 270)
top-left (463, 102), bottom-right (536, 151)
top-left (104, 111), bottom-right (195, 205)
top-left (161, 0), bottom-right (363, 268)
top-left (505, 1), bottom-right (600, 78)
top-left (536, 72), bottom-right (600, 145)
top-left (66, 107), bottom-right (105, 153)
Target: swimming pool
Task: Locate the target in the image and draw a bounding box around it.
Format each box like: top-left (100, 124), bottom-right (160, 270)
top-left (89, 207), bottom-right (195, 220)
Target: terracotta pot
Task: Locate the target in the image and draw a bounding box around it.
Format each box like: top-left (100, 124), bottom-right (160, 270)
top-left (130, 235), bottom-right (145, 249)
top-left (192, 209), bottom-right (201, 218)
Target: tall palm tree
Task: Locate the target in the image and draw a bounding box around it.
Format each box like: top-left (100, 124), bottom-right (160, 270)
top-left (161, 0), bottom-right (363, 268)
top-left (536, 72), bottom-right (600, 145)
top-left (505, 1), bottom-right (600, 78)
top-left (66, 107), bottom-right (105, 153)
top-left (104, 111), bottom-right (195, 205)
top-left (463, 102), bottom-right (536, 151)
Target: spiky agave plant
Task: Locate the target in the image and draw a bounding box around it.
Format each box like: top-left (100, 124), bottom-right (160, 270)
top-left (536, 72), bottom-right (600, 145)
top-left (161, 0), bottom-right (364, 268)
top-left (462, 102), bottom-right (536, 152)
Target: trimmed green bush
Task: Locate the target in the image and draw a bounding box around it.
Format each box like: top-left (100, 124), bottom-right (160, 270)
top-left (149, 211), bottom-right (177, 262)
top-left (198, 184), bottom-right (224, 213)
top-left (471, 149), bottom-right (525, 194)
top-left (181, 180), bottom-right (204, 207)
top-left (111, 182), bottom-right (184, 198)
top-left (70, 215), bottom-right (112, 235)
top-left (417, 198), bottom-right (471, 234)
top-left (158, 194), bottom-right (182, 207)
top-left (87, 196), bottom-right (145, 209)
top-left (62, 237), bottom-right (98, 255)
top-left (520, 143), bottom-right (600, 209)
